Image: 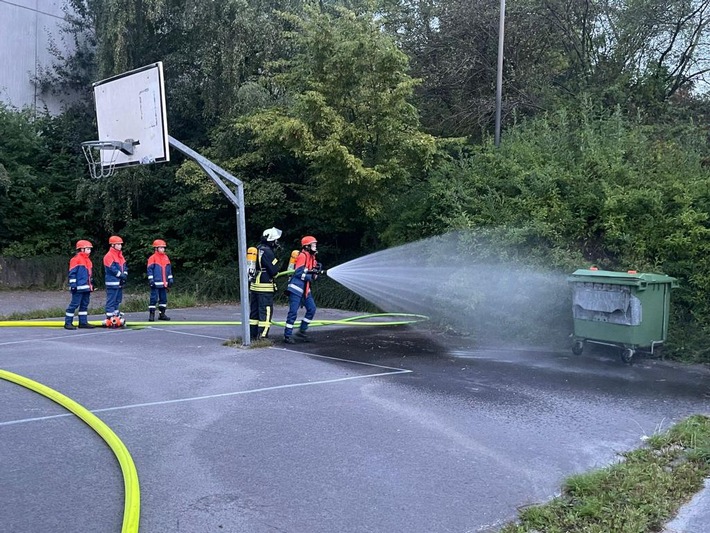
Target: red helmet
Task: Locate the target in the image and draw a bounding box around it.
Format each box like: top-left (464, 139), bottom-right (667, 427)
top-left (152, 239), bottom-right (167, 248)
top-left (109, 236), bottom-right (123, 245)
top-left (301, 236), bottom-right (317, 247)
top-left (75, 240), bottom-right (93, 250)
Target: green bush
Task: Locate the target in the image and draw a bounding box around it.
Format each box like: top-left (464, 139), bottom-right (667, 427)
top-left (387, 106), bottom-right (710, 361)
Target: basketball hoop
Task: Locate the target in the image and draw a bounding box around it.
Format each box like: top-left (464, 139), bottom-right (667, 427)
top-left (81, 139), bottom-right (138, 179)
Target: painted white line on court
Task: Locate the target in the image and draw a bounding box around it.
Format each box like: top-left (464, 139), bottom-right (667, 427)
top-left (155, 328), bottom-right (230, 341)
top-left (157, 330), bottom-right (413, 372)
top-left (0, 369), bottom-right (412, 427)
top-left (0, 330), bottom-right (109, 346)
top-left (0, 412), bottom-right (74, 426)
top-left (278, 347), bottom-right (411, 372)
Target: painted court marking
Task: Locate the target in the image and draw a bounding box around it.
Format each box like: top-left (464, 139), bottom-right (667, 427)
top-left (151, 328), bottom-right (231, 341)
top-left (0, 329), bottom-right (110, 346)
top-left (158, 328), bottom-right (410, 372)
top-left (1, 326), bottom-right (413, 427)
top-left (0, 369), bottom-right (412, 427)
top-left (277, 346), bottom-right (409, 372)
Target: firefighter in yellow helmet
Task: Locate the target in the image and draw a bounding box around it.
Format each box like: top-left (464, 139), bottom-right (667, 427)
top-left (249, 227), bottom-right (282, 340)
top-left (283, 235), bottom-right (321, 344)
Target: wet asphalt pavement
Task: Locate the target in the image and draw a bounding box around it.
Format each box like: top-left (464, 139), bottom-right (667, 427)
top-left (0, 304), bottom-right (709, 532)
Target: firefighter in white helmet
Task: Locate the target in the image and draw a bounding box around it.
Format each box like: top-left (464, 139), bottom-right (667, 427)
top-left (249, 227), bottom-right (282, 340)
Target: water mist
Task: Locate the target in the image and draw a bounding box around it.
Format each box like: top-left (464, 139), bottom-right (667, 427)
top-left (327, 232), bottom-right (573, 348)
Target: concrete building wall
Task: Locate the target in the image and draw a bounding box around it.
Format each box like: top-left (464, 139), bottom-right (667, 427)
top-left (0, 0), bottom-right (73, 114)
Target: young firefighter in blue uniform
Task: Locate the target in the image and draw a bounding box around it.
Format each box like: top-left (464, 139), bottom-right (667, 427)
top-left (64, 240), bottom-right (95, 330)
top-left (103, 235), bottom-right (128, 326)
top-left (147, 239), bottom-right (174, 321)
top-left (249, 227), bottom-right (282, 340)
top-left (284, 236), bottom-right (321, 344)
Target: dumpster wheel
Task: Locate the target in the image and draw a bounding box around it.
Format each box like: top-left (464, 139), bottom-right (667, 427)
top-left (620, 347), bottom-right (635, 365)
top-left (572, 340), bottom-right (584, 356)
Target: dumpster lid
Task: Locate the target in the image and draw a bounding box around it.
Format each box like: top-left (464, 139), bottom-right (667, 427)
top-left (568, 269), bottom-right (679, 288)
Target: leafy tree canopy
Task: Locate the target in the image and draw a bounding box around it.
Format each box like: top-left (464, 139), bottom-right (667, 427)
top-left (230, 4), bottom-right (438, 236)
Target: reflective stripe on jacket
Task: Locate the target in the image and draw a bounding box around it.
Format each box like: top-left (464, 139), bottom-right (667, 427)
top-left (103, 248), bottom-right (127, 288)
top-left (286, 251), bottom-right (317, 298)
top-left (249, 243), bottom-right (279, 293)
top-left (68, 252), bottom-right (93, 292)
top-left (147, 252), bottom-right (173, 287)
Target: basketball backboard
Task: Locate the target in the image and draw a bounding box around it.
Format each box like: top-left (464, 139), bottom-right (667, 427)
top-left (89, 62), bottom-right (169, 170)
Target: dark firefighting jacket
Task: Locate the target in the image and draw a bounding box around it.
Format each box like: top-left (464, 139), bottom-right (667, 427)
top-left (250, 242), bottom-right (279, 293)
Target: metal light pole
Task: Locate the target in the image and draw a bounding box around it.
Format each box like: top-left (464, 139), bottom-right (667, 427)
top-left (494, 0), bottom-right (506, 148)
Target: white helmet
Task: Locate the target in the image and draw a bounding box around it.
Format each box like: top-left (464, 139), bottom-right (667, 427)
top-left (262, 227), bottom-right (282, 242)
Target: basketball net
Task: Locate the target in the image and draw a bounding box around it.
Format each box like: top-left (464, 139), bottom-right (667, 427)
top-left (81, 141), bottom-right (120, 179)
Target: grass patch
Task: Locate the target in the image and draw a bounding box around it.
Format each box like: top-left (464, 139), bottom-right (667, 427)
top-left (0, 307), bottom-right (69, 321)
top-left (501, 415), bottom-right (710, 533)
top-left (222, 337), bottom-right (274, 348)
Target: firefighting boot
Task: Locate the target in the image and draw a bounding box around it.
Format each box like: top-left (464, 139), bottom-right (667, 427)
top-left (78, 313), bottom-right (95, 328)
top-left (64, 316), bottom-right (76, 330)
top-left (158, 308), bottom-right (171, 321)
top-left (149, 310), bottom-right (156, 322)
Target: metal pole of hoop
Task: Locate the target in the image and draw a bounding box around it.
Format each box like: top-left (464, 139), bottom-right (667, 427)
top-left (167, 136), bottom-right (252, 347)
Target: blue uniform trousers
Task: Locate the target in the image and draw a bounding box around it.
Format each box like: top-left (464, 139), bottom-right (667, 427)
top-left (149, 287), bottom-right (168, 309)
top-left (284, 292), bottom-right (316, 338)
top-left (65, 292), bottom-right (91, 326)
top-left (105, 288), bottom-right (123, 316)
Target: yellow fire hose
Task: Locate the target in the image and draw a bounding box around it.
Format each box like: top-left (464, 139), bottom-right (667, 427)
top-left (0, 369), bottom-right (140, 533)
top-left (0, 313), bottom-right (429, 328)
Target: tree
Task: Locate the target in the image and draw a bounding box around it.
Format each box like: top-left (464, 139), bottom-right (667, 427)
top-left (233, 4), bottom-right (438, 237)
top-left (0, 106), bottom-right (83, 256)
top-left (534, 0), bottom-right (710, 105)
top-left (383, 0), bottom-right (710, 138)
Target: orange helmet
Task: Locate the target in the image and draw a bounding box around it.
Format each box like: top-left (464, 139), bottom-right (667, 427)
top-left (75, 240), bottom-right (93, 250)
top-left (109, 236), bottom-right (123, 245)
top-left (301, 236), bottom-right (317, 247)
top-left (152, 239), bottom-right (167, 248)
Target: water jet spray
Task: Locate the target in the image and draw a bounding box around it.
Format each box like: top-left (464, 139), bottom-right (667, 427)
top-left (327, 232), bottom-right (572, 347)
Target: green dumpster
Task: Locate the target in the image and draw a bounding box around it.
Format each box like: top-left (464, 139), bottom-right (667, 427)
top-left (568, 269), bottom-right (678, 364)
